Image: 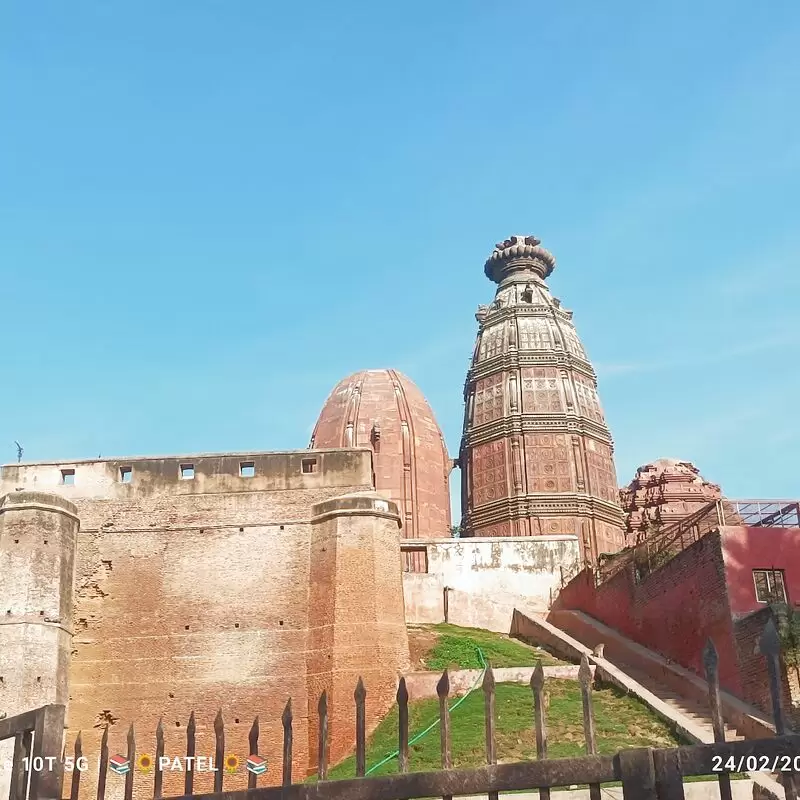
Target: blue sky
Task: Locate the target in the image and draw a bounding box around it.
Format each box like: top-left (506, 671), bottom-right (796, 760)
top-left (2, 1), bottom-right (799, 516)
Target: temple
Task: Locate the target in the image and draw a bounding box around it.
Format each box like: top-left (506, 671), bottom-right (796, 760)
top-left (619, 458), bottom-right (723, 542)
top-left (459, 236), bottom-right (625, 562)
top-left (4, 234), bottom-right (798, 792)
top-left (309, 369), bottom-right (452, 571)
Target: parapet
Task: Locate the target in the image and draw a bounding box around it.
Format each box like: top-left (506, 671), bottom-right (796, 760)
top-left (0, 490), bottom-right (79, 519)
top-left (0, 448), bottom-right (375, 500)
top-left (310, 491), bottom-right (402, 525)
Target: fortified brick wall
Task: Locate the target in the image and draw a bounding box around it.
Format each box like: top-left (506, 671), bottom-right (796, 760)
top-left (0, 449), bottom-right (409, 797)
top-left (554, 531), bottom-right (742, 694)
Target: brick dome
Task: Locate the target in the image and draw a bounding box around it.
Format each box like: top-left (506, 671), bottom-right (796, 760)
top-left (310, 369), bottom-right (452, 543)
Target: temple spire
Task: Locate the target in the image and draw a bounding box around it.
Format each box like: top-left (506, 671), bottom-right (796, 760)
top-left (460, 235), bottom-right (625, 564)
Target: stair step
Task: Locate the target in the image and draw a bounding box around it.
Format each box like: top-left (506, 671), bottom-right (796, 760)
top-left (605, 660), bottom-right (752, 744)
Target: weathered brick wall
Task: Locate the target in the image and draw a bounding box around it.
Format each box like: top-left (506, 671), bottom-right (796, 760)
top-left (733, 607), bottom-right (775, 714)
top-left (0, 449), bottom-right (409, 796)
top-left (734, 606), bottom-right (800, 728)
top-left (554, 532), bottom-right (741, 693)
top-left (307, 494), bottom-right (410, 770)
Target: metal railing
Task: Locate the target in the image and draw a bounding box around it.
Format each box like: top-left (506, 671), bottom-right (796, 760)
top-left (0, 705), bottom-right (64, 800)
top-left (726, 500), bottom-right (800, 528)
top-left (598, 497), bottom-right (800, 586)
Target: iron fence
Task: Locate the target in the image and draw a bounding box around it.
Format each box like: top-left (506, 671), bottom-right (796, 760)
top-left (3, 619), bottom-right (800, 800)
top-left (0, 705), bottom-right (65, 800)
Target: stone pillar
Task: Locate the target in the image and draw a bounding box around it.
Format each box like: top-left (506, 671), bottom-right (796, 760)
top-left (0, 491), bottom-right (79, 797)
top-left (0, 491), bottom-right (79, 717)
top-left (306, 492), bottom-right (410, 773)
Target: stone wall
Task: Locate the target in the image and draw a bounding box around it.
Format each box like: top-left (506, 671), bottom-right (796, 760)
top-left (0, 449), bottom-right (409, 794)
top-left (403, 536), bottom-right (580, 632)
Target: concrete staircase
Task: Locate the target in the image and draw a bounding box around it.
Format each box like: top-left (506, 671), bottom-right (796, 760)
top-left (513, 609), bottom-right (785, 799)
top-left (620, 663), bottom-right (745, 743)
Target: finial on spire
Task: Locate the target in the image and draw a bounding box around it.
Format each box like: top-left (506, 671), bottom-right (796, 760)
top-left (484, 235), bottom-right (556, 284)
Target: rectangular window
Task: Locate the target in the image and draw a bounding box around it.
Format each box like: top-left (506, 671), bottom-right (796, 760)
top-left (301, 458), bottom-right (318, 474)
top-left (753, 569), bottom-right (787, 604)
top-left (402, 547), bottom-right (428, 573)
top-left (240, 461), bottom-right (255, 478)
top-left (119, 466), bottom-right (132, 484)
top-left (60, 469), bottom-right (75, 486)
top-left (180, 464), bottom-right (195, 480)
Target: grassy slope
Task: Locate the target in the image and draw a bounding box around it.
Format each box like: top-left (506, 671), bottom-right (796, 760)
top-left (319, 680), bottom-right (683, 781)
top-left (412, 623), bottom-right (566, 670)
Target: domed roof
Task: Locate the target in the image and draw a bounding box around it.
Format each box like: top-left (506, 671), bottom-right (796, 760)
top-left (310, 369), bottom-right (451, 540)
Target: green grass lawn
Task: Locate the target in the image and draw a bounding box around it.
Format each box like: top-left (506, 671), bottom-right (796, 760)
top-left (312, 679), bottom-right (683, 782)
top-left (412, 623), bottom-right (566, 670)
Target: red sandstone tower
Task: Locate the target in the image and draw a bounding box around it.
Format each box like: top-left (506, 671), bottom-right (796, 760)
top-left (311, 369), bottom-right (452, 568)
top-left (620, 458), bottom-right (723, 542)
top-left (459, 236), bottom-right (625, 563)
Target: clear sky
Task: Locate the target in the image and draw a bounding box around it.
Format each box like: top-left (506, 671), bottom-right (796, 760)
top-left (2, 1), bottom-right (799, 517)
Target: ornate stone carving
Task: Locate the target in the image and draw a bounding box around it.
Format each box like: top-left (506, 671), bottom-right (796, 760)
top-left (620, 458), bottom-right (723, 543)
top-left (461, 236), bottom-right (625, 563)
top-left (484, 235), bottom-right (556, 283)
top-left (475, 304), bottom-right (491, 323)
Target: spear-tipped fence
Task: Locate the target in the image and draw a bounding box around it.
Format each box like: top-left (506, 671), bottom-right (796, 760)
top-left (1, 618), bottom-right (798, 800)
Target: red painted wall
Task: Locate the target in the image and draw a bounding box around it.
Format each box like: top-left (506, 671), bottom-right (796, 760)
top-left (555, 531), bottom-right (742, 694)
top-left (720, 526), bottom-right (800, 617)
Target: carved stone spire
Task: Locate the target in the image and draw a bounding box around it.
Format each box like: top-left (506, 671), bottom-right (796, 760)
top-left (460, 236), bottom-right (625, 563)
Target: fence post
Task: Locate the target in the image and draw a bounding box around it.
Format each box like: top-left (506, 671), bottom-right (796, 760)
top-left (482, 665), bottom-right (498, 800)
top-left (282, 699), bottom-right (293, 787)
top-left (530, 662), bottom-right (549, 800)
top-left (355, 678), bottom-right (367, 778)
top-left (702, 640), bottom-right (732, 800)
top-left (618, 747), bottom-right (657, 799)
top-left (760, 619), bottom-right (799, 800)
top-left (184, 712), bottom-right (196, 797)
top-left (397, 678), bottom-right (409, 774)
top-left (652, 749), bottom-right (685, 800)
top-left (437, 671), bottom-right (452, 800)
top-left (213, 711), bottom-right (224, 794)
top-left (28, 705), bottom-right (65, 800)
top-left (579, 655), bottom-right (601, 800)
